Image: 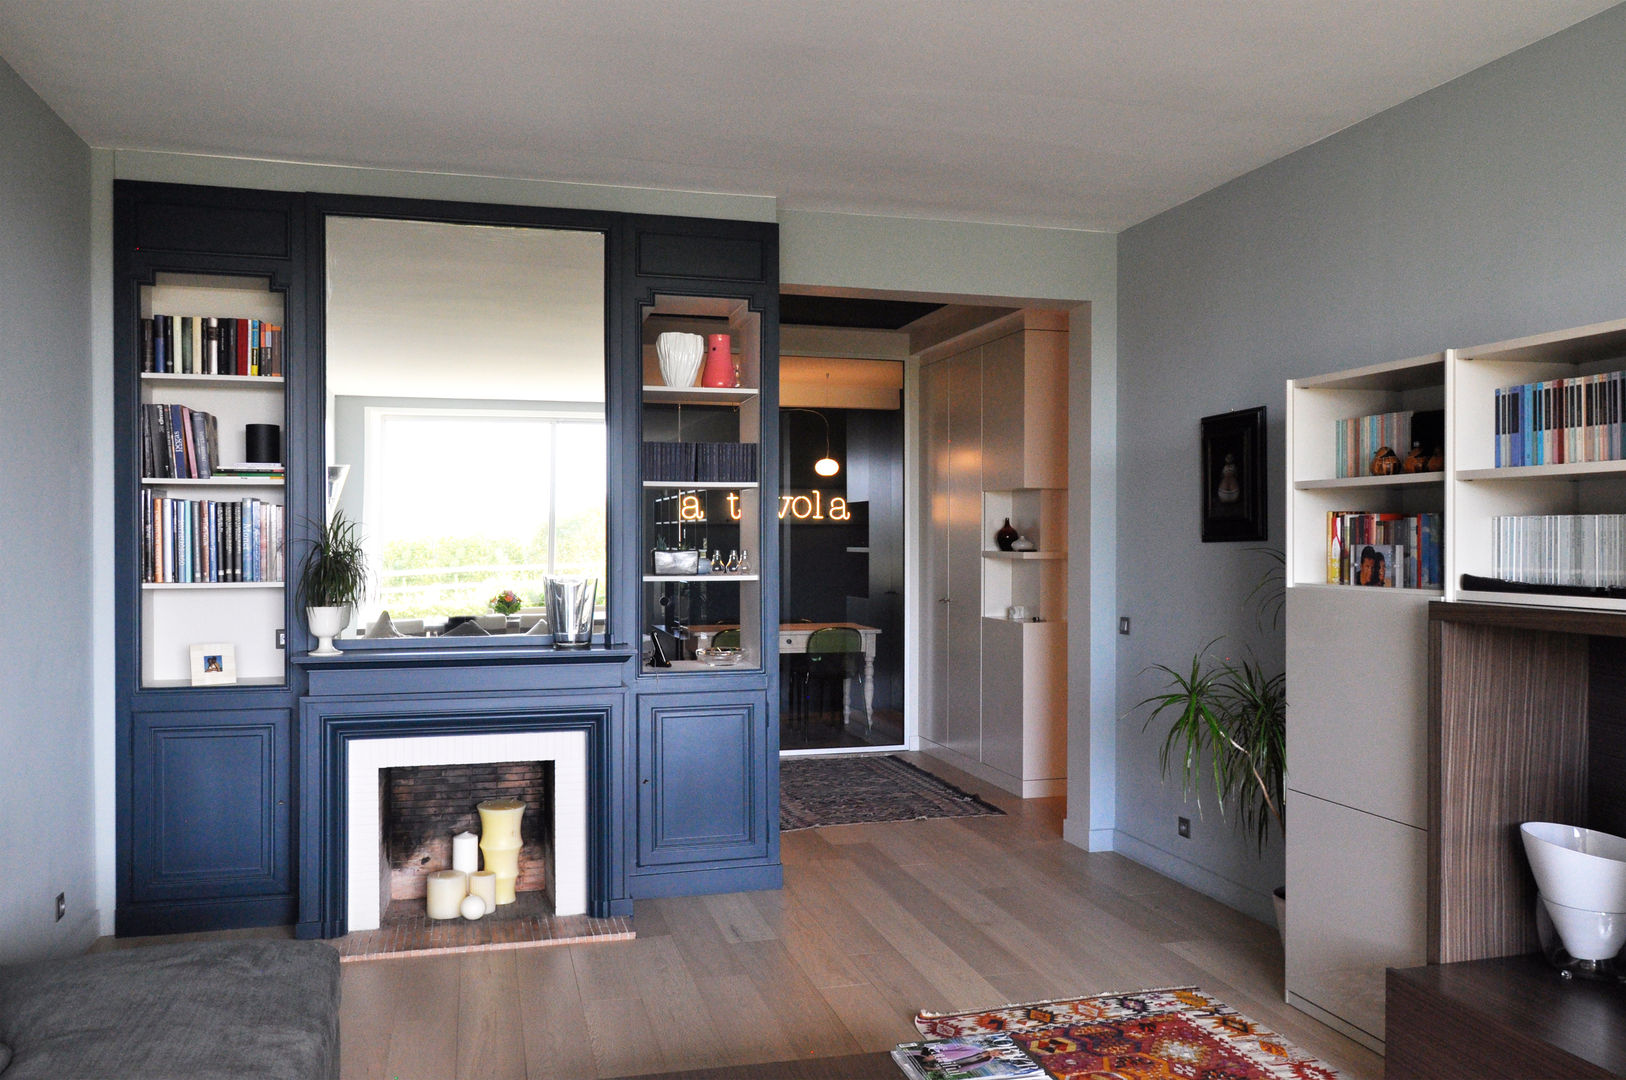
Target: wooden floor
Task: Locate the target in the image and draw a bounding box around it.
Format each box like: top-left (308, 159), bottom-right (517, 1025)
top-left (339, 754), bottom-right (1384, 1080)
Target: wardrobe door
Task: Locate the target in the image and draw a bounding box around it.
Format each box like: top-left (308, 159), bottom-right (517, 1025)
top-left (944, 350), bottom-right (983, 761)
top-left (921, 359), bottom-right (952, 749)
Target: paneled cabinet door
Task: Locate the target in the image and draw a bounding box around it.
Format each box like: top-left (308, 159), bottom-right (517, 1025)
top-left (127, 707), bottom-right (292, 903)
top-left (637, 694), bottom-right (770, 868)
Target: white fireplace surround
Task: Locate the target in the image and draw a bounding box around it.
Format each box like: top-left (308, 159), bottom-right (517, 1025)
top-left (346, 730), bottom-right (588, 932)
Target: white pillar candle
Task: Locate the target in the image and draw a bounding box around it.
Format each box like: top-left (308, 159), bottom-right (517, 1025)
top-left (425, 869), bottom-right (467, 920)
top-left (451, 830), bottom-right (479, 874)
top-left (468, 870), bottom-right (498, 912)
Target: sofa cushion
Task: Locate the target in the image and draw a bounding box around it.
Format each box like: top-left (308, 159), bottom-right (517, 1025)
top-left (0, 939), bottom-right (339, 1080)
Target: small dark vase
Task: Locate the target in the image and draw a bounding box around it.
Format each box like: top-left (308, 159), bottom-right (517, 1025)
top-left (995, 518), bottom-right (1019, 552)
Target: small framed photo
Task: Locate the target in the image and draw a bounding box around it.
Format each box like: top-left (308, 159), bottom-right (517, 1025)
top-left (189, 643), bottom-right (237, 686)
top-left (1200, 406), bottom-right (1268, 543)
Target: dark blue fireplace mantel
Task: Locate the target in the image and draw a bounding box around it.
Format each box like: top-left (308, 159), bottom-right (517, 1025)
top-left (294, 651), bottom-right (634, 939)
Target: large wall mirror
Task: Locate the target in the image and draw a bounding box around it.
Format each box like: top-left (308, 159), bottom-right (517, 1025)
top-left (324, 216), bottom-right (607, 640)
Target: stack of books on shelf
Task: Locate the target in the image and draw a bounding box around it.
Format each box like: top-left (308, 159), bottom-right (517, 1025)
top-left (641, 441), bottom-right (758, 483)
top-left (1491, 514), bottom-right (1626, 588)
top-left (1326, 511), bottom-right (1444, 588)
top-left (141, 404), bottom-right (219, 479)
top-left (142, 315), bottom-right (284, 376)
top-left (1493, 374), bottom-right (1626, 466)
top-left (1334, 409), bottom-right (1443, 477)
top-left (141, 491), bottom-right (284, 584)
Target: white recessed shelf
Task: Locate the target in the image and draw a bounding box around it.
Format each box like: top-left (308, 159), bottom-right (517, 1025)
top-left (641, 385), bottom-right (758, 405)
top-left (142, 581), bottom-right (284, 590)
top-left (1457, 461), bottom-right (1626, 482)
top-left (1294, 473), bottom-right (1443, 490)
top-left (641, 574), bottom-right (759, 583)
top-left (140, 373), bottom-right (284, 386)
top-left (143, 476), bottom-right (284, 486)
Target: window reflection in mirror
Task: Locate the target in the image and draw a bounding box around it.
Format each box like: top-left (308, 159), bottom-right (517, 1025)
top-left (324, 216), bottom-right (606, 638)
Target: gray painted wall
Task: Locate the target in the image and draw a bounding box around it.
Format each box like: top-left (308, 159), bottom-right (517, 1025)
top-left (1115, 4), bottom-right (1626, 919)
top-left (0, 58), bottom-right (96, 961)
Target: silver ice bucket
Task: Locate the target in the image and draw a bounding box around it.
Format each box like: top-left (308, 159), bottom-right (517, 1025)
top-left (545, 576), bottom-right (597, 649)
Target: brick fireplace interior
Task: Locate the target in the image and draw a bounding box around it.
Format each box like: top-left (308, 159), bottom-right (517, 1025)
top-left (380, 761), bottom-right (555, 914)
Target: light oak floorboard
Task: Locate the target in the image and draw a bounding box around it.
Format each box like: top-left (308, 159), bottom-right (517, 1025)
top-left (340, 763), bottom-right (1383, 1080)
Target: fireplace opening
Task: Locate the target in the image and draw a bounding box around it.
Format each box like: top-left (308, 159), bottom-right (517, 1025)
top-left (378, 760), bottom-right (555, 918)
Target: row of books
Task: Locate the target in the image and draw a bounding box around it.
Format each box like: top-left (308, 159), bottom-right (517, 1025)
top-left (141, 403), bottom-right (219, 479)
top-left (143, 315), bottom-right (284, 377)
top-left (1333, 408), bottom-right (1444, 477)
top-left (141, 492), bottom-right (285, 584)
top-left (1493, 373), bottom-right (1626, 467)
top-left (1491, 514), bottom-right (1626, 588)
top-left (641, 441), bottom-right (759, 482)
top-left (1326, 511), bottom-right (1444, 588)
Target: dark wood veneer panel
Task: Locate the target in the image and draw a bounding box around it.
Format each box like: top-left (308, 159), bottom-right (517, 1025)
top-left (1433, 623), bottom-right (1588, 963)
top-left (1589, 637), bottom-right (1626, 840)
top-left (134, 200), bottom-right (292, 259)
top-left (637, 231), bottom-right (764, 282)
top-left (1385, 957), bottom-right (1626, 1079)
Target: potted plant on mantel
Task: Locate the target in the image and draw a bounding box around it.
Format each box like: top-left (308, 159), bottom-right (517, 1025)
top-left (1136, 550), bottom-right (1287, 937)
top-left (297, 511), bottom-right (369, 656)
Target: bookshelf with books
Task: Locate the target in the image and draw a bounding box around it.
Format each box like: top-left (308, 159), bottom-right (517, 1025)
top-left (1283, 352), bottom-right (1443, 1050)
top-left (1448, 316), bottom-right (1626, 612)
top-left (135, 273), bottom-right (289, 688)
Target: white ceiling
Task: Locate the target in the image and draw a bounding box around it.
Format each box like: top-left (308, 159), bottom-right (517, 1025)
top-left (0, 1), bottom-right (1616, 231)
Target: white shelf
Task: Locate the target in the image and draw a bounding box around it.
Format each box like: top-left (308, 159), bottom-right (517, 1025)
top-left (982, 549), bottom-right (1066, 560)
top-left (1288, 582), bottom-right (1444, 598)
top-left (1456, 460), bottom-right (1626, 482)
top-left (642, 574), bottom-right (759, 583)
top-left (143, 476), bottom-right (284, 487)
top-left (1294, 473), bottom-right (1443, 491)
top-left (641, 385), bottom-right (759, 405)
top-left (143, 581), bottom-right (284, 590)
top-left (140, 372), bottom-right (284, 386)
top-left (642, 480), bottom-right (758, 489)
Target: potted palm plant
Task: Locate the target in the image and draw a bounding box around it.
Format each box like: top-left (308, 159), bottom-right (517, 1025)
top-left (297, 511), bottom-right (369, 655)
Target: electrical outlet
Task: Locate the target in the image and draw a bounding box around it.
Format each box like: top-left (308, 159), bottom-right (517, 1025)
top-left (1119, 616), bottom-right (1131, 635)
top-left (275, 628), bottom-right (286, 649)
top-left (1177, 817), bottom-right (1191, 839)
top-left (55, 893), bottom-right (65, 922)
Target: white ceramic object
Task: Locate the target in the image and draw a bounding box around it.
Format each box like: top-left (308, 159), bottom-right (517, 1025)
top-left (656, 332), bottom-right (704, 388)
top-left (1540, 894), bottom-right (1626, 960)
top-left (306, 605), bottom-right (350, 656)
top-left (1521, 822), bottom-right (1626, 913)
top-left (459, 893), bottom-right (488, 921)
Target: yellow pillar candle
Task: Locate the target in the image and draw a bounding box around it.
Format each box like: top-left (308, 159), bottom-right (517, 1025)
top-left (469, 870), bottom-right (498, 912)
top-left (477, 798), bottom-right (525, 905)
top-left (425, 869), bottom-right (467, 920)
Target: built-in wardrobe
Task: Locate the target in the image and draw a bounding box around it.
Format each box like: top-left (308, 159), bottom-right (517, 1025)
top-left (919, 310), bottom-right (1068, 797)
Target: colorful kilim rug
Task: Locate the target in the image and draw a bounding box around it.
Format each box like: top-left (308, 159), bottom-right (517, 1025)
top-left (779, 755), bottom-right (1004, 831)
top-left (916, 987), bottom-right (1342, 1080)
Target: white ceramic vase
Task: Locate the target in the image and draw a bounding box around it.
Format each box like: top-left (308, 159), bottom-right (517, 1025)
top-left (656, 332), bottom-right (704, 388)
top-left (306, 604), bottom-right (350, 656)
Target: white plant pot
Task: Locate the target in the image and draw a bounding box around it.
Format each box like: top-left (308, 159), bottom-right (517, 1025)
top-left (306, 605), bottom-right (350, 656)
top-left (656, 332), bottom-right (704, 388)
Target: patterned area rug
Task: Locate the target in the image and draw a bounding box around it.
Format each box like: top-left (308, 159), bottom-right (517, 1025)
top-left (779, 755), bottom-right (1004, 831)
top-left (916, 987), bottom-right (1341, 1080)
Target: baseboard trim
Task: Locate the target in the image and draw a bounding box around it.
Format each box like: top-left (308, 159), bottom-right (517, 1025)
top-left (1111, 830), bottom-right (1275, 924)
top-left (1286, 990), bottom-right (1385, 1055)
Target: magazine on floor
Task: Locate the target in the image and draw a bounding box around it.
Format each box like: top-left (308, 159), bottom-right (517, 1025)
top-left (890, 1032), bottom-right (1045, 1080)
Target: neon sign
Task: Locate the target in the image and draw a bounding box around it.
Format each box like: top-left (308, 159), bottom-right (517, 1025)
top-left (676, 490), bottom-right (852, 522)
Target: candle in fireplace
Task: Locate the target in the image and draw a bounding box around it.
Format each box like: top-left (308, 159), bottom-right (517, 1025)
top-left (451, 830), bottom-right (479, 874)
top-left (469, 870), bottom-right (497, 913)
top-left (426, 869), bottom-right (467, 920)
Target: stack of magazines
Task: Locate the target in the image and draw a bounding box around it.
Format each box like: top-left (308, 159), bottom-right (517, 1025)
top-left (890, 1033), bottom-right (1044, 1080)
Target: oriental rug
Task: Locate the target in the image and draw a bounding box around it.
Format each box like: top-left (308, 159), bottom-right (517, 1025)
top-left (916, 986), bottom-right (1342, 1080)
top-left (779, 755), bottom-right (1004, 831)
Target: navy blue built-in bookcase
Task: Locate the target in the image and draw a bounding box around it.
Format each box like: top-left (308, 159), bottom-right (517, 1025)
top-left (113, 181), bottom-right (781, 937)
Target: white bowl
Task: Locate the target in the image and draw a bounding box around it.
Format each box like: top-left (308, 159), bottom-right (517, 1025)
top-left (1540, 893), bottom-right (1626, 960)
top-left (656, 332), bottom-right (704, 388)
top-left (1521, 822), bottom-right (1626, 913)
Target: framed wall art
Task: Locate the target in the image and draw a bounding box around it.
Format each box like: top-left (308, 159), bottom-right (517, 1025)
top-left (1200, 406), bottom-right (1267, 542)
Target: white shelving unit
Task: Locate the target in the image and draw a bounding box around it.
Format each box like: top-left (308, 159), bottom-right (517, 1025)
top-left (1447, 317), bottom-right (1626, 612)
top-left (138, 272), bottom-right (287, 687)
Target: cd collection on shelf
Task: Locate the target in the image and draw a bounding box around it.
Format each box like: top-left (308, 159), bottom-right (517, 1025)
top-left (1326, 511), bottom-right (1443, 589)
top-left (1493, 372), bottom-right (1626, 467)
top-left (1490, 513), bottom-right (1626, 589)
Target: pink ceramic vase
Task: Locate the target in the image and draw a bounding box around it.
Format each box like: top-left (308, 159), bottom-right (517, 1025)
top-left (701, 333), bottom-right (734, 388)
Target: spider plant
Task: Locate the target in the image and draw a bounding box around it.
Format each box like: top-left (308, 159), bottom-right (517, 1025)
top-left (1137, 640), bottom-right (1286, 854)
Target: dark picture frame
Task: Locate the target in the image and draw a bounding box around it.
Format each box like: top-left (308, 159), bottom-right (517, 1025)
top-left (1200, 406), bottom-right (1267, 542)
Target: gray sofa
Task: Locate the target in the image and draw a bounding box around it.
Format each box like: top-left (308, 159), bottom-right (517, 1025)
top-left (0, 939), bottom-right (339, 1079)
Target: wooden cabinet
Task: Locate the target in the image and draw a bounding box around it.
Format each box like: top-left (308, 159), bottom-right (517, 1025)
top-left (121, 706), bottom-right (294, 934)
top-left (632, 693), bottom-right (778, 895)
top-left (920, 311), bottom-right (1067, 797)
